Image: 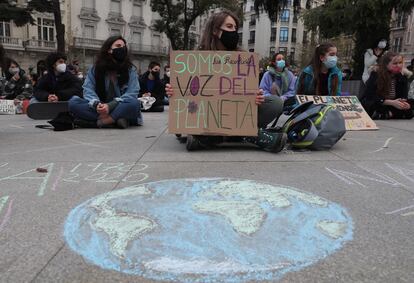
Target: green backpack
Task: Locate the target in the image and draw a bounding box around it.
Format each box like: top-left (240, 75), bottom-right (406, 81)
top-left (282, 101), bottom-right (346, 150)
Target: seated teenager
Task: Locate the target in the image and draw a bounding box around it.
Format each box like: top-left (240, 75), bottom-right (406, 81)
top-left (361, 52), bottom-right (413, 119)
top-left (1, 59), bottom-right (33, 102)
top-left (138, 61), bottom-right (165, 112)
top-left (69, 35), bottom-right (142, 129)
top-left (296, 42), bottom-right (342, 96)
top-left (31, 52), bottom-right (82, 103)
top-left (165, 10), bottom-right (286, 152)
top-left (259, 53), bottom-right (296, 112)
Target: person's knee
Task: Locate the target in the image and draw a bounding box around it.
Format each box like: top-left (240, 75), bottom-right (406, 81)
top-left (68, 96), bottom-right (85, 112)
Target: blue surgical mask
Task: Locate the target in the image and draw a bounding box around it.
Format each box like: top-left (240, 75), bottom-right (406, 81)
top-left (276, 60), bottom-right (286, 69)
top-left (323, 56), bottom-right (337, 69)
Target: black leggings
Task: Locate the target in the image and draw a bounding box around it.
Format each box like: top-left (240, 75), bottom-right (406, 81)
top-left (371, 100), bottom-right (414, 119)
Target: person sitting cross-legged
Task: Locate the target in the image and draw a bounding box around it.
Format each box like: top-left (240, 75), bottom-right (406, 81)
top-left (138, 61), bottom-right (165, 112)
top-left (68, 35), bottom-right (142, 129)
top-left (31, 52), bottom-right (82, 104)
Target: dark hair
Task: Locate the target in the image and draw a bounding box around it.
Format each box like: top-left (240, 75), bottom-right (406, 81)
top-left (309, 42), bottom-right (336, 87)
top-left (199, 10), bottom-right (240, 51)
top-left (94, 35), bottom-right (133, 102)
top-left (269, 53), bottom-right (288, 68)
top-left (148, 61), bottom-right (160, 70)
top-left (4, 59), bottom-right (22, 80)
top-left (164, 65), bottom-right (170, 71)
top-left (46, 52), bottom-right (67, 71)
top-left (376, 52), bottom-right (402, 98)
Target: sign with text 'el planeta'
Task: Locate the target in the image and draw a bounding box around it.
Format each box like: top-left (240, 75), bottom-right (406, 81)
top-left (169, 51), bottom-right (259, 136)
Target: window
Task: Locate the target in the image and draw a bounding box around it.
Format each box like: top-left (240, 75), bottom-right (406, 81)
top-left (110, 0), bottom-right (121, 13)
top-left (270, 28), bottom-right (276, 41)
top-left (110, 28), bottom-right (121, 36)
top-left (293, 10), bottom-right (298, 23)
top-left (132, 32), bottom-right (141, 44)
top-left (0, 21), bottom-right (11, 37)
top-left (393, 37), bottom-right (402, 52)
top-left (133, 2), bottom-right (142, 17)
top-left (291, 28), bottom-right (296, 43)
top-left (83, 0), bottom-right (94, 8)
top-left (270, 46), bottom-right (275, 57)
top-left (290, 47), bottom-right (295, 64)
top-left (280, 9), bottom-right (289, 23)
top-left (37, 18), bottom-right (55, 41)
top-left (249, 14), bottom-right (256, 26)
top-left (396, 12), bottom-right (406, 28)
top-left (279, 47), bottom-right (287, 55)
top-left (249, 30), bottom-right (255, 44)
top-left (279, 27), bottom-right (288, 42)
top-left (152, 34), bottom-right (161, 47)
top-left (83, 25), bottom-right (95, 38)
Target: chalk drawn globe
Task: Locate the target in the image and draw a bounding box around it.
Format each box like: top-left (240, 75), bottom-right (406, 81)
top-left (64, 178), bottom-right (353, 282)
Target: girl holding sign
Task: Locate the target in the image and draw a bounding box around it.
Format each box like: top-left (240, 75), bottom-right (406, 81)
top-left (362, 52), bottom-right (413, 119)
top-left (165, 10), bottom-right (286, 152)
top-left (296, 43), bottom-right (342, 97)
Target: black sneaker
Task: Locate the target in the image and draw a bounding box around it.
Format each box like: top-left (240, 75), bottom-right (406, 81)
top-left (186, 135), bottom-right (204, 151)
top-left (255, 129), bottom-right (287, 153)
top-left (116, 118), bottom-right (129, 129)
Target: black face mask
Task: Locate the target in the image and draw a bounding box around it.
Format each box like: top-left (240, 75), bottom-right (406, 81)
top-left (112, 46), bottom-right (127, 62)
top-left (151, 71), bottom-right (160, 79)
top-left (219, 30), bottom-right (239, 50)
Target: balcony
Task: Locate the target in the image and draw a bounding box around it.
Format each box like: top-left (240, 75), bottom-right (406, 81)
top-left (0, 36), bottom-right (25, 51)
top-left (25, 39), bottom-right (56, 51)
top-left (249, 20), bottom-right (256, 27)
top-left (79, 7), bottom-right (100, 21)
top-left (270, 36), bottom-right (276, 42)
top-left (73, 37), bottom-right (104, 50)
top-left (129, 43), bottom-right (169, 56)
top-left (248, 39), bottom-right (255, 44)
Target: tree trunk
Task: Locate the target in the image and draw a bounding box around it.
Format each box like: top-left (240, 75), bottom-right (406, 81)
top-left (52, 0), bottom-right (65, 53)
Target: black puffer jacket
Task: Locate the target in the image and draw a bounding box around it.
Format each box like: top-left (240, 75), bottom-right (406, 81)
top-left (138, 71), bottom-right (165, 107)
top-left (361, 71), bottom-right (408, 115)
top-left (33, 70), bottom-right (83, 102)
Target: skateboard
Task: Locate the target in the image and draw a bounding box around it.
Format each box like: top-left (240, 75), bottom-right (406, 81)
top-left (27, 102), bottom-right (69, 120)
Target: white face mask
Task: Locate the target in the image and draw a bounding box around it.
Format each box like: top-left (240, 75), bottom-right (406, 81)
top-left (9, 67), bottom-right (19, 75)
top-left (166, 71), bottom-right (170, 78)
top-left (56, 63), bottom-right (66, 73)
top-left (377, 41), bottom-right (387, 49)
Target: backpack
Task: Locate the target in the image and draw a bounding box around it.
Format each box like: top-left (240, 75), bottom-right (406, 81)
top-left (35, 112), bottom-right (75, 131)
top-left (282, 101), bottom-right (346, 150)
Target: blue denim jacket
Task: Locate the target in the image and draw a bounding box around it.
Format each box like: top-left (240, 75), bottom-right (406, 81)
top-left (83, 66), bottom-right (140, 108)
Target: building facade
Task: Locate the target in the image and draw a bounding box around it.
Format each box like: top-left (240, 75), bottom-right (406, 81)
top-left (238, 0), bottom-right (310, 68)
top-left (0, 0), bottom-right (170, 74)
top-left (390, 8), bottom-right (414, 65)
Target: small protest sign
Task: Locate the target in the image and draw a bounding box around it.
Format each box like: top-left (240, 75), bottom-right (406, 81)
top-left (0, 100), bottom-right (16, 115)
top-left (169, 51), bottom-right (259, 136)
top-left (296, 95), bottom-right (378, 130)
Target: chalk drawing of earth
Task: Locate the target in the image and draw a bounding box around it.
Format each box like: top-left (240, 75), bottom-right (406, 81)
top-left (64, 178), bottom-right (353, 282)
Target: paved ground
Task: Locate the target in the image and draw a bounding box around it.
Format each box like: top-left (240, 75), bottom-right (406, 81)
top-left (0, 109), bottom-right (413, 283)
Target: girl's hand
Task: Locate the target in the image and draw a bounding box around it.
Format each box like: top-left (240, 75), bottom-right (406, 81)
top-left (165, 84), bottom-right (175, 97)
top-left (255, 89), bottom-right (265, 105)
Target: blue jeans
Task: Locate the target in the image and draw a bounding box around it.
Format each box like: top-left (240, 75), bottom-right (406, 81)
top-left (68, 96), bottom-right (143, 125)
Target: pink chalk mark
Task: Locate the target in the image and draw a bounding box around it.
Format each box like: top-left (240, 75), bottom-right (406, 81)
top-left (0, 199), bottom-right (13, 232)
top-left (51, 167), bottom-right (64, 191)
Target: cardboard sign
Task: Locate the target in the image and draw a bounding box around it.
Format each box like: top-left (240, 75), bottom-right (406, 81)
top-left (296, 95), bottom-right (378, 131)
top-left (169, 51), bottom-right (259, 136)
top-left (0, 100), bottom-right (16, 115)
